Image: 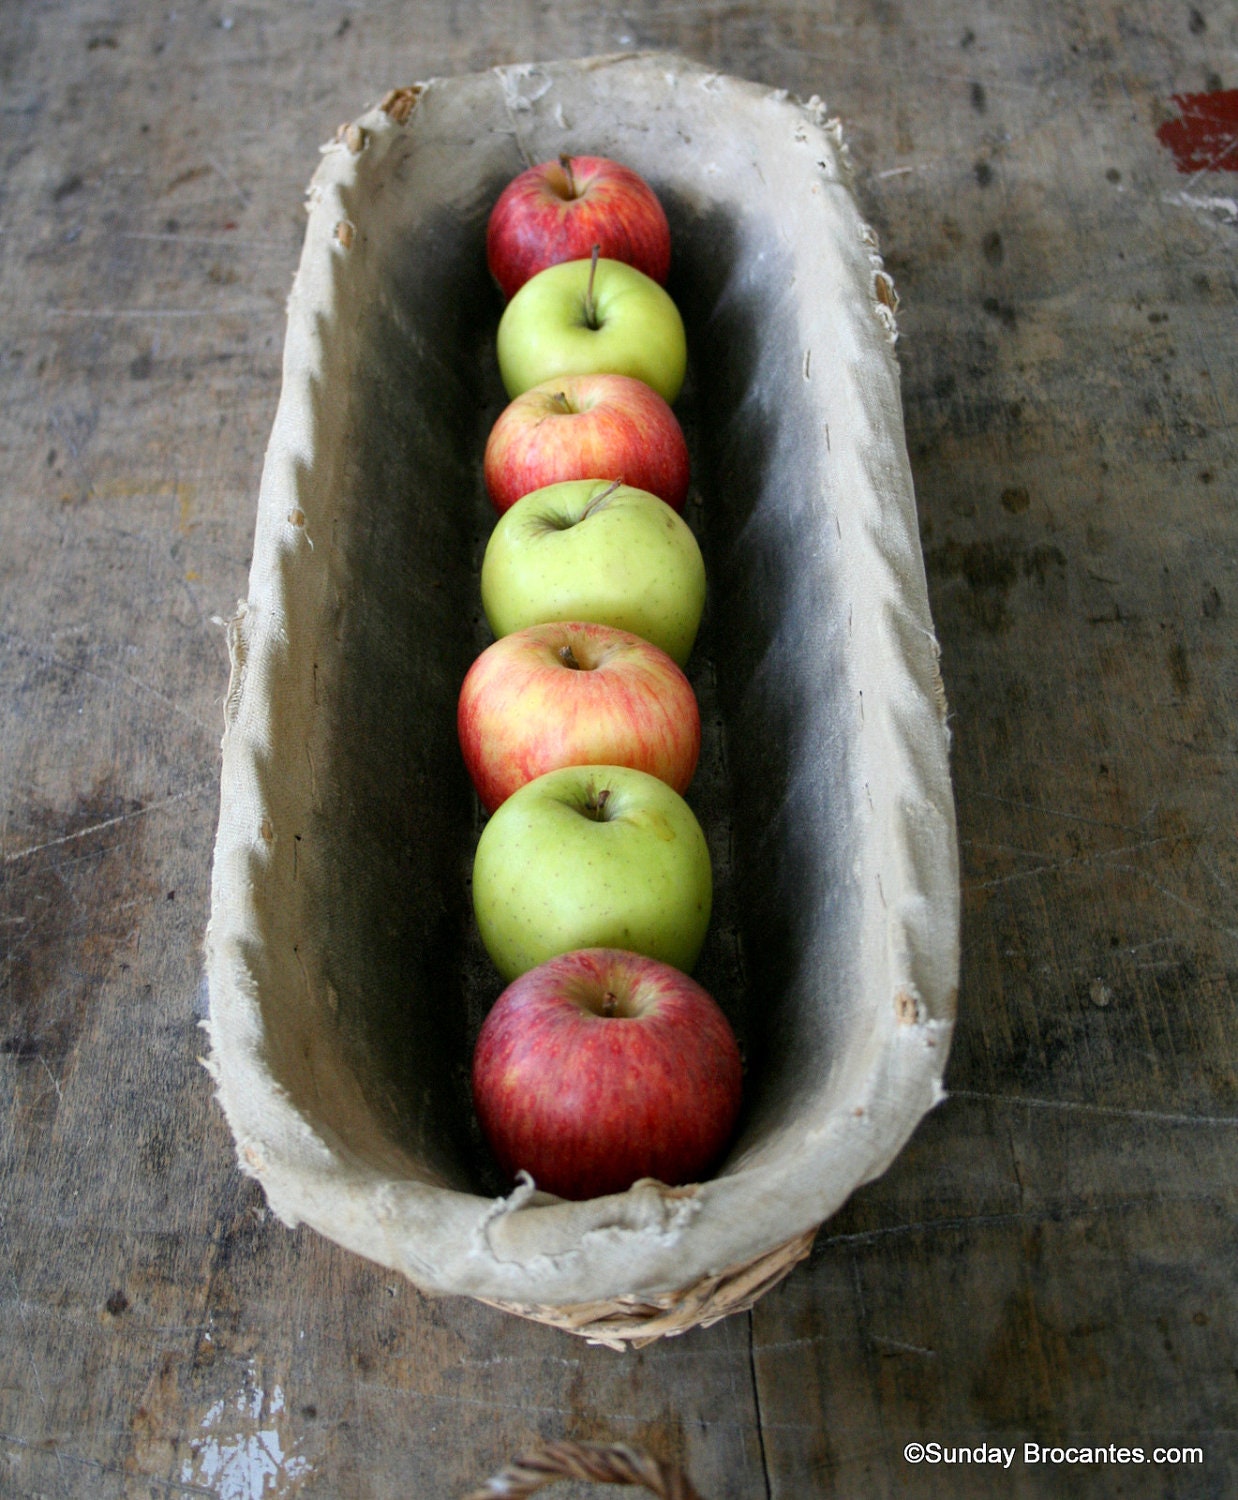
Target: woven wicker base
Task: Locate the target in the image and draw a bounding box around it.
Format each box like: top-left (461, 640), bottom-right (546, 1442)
top-left (463, 1438), bottom-right (704, 1498)
top-left (479, 1226), bottom-right (817, 1349)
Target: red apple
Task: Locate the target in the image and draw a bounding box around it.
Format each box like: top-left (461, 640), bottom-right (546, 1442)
top-left (487, 155), bottom-right (671, 301)
top-left (458, 621), bottom-right (700, 813)
top-left (471, 948), bottom-right (743, 1200)
top-left (483, 373), bottom-right (690, 514)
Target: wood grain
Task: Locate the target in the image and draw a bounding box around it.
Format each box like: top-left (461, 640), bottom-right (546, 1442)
top-left (0, 2), bottom-right (1234, 1496)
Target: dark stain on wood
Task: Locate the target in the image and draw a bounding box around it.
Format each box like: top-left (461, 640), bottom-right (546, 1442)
top-left (0, 777), bottom-right (154, 1113)
top-left (973, 1279), bottom-right (1111, 1437)
top-left (925, 535), bottom-right (1067, 631)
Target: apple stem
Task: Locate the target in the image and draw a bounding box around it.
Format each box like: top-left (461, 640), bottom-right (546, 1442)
top-left (550, 390), bottom-right (572, 414)
top-left (558, 643), bottom-right (582, 670)
top-left (584, 243), bottom-right (601, 329)
top-left (559, 152), bottom-right (577, 199)
top-left (581, 478), bottom-right (622, 520)
top-left (601, 990), bottom-right (618, 1018)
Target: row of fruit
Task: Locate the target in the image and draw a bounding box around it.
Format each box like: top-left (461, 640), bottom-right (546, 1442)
top-left (458, 157), bottom-right (743, 1203)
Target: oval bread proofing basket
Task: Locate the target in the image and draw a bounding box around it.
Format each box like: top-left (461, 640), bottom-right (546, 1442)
top-left (204, 52), bottom-right (959, 1348)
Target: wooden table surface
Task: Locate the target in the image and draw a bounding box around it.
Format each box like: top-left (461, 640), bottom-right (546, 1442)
top-left (2, 2), bottom-right (1235, 1496)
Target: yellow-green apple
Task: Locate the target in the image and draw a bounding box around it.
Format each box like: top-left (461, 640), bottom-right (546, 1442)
top-left (496, 255), bottom-right (687, 404)
top-left (480, 479), bottom-right (706, 668)
top-left (483, 373), bottom-right (690, 514)
top-left (472, 765), bottom-right (712, 982)
top-left (486, 155), bottom-right (671, 301)
top-left (458, 621), bottom-right (700, 813)
top-left (471, 947), bottom-right (742, 1201)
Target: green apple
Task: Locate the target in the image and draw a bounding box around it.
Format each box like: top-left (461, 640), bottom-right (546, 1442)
top-left (496, 256), bottom-right (687, 404)
top-left (472, 764), bottom-right (713, 982)
top-left (480, 480), bottom-right (706, 667)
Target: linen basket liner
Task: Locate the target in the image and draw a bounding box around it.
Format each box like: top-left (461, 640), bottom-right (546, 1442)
top-left (204, 52), bottom-right (959, 1338)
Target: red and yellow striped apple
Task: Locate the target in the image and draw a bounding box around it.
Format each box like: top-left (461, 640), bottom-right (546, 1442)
top-left (458, 621), bottom-right (700, 813)
top-left (486, 155), bottom-right (671, 301)
top-left (483, 373), bottom-right (690, 515)
top-left (471, 947), bottom-right (742, 1200)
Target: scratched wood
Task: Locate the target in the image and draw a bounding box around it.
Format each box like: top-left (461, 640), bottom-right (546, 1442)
top-left (0, 2), bottom-right (1235, 1498)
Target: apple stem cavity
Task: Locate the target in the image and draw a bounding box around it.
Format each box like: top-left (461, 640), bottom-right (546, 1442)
top-left (584, 243), bottom-right (601, 329)
top-left (557, 642), bottom-right (583, 671)
top-left (601, 989), bottom-right (618, 1018)
top-left (583, 786), bottom-right (612, 821)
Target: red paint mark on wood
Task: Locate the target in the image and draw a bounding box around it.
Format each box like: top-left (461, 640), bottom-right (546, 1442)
top-left (1156, 89), bottom-right (1238, 173)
